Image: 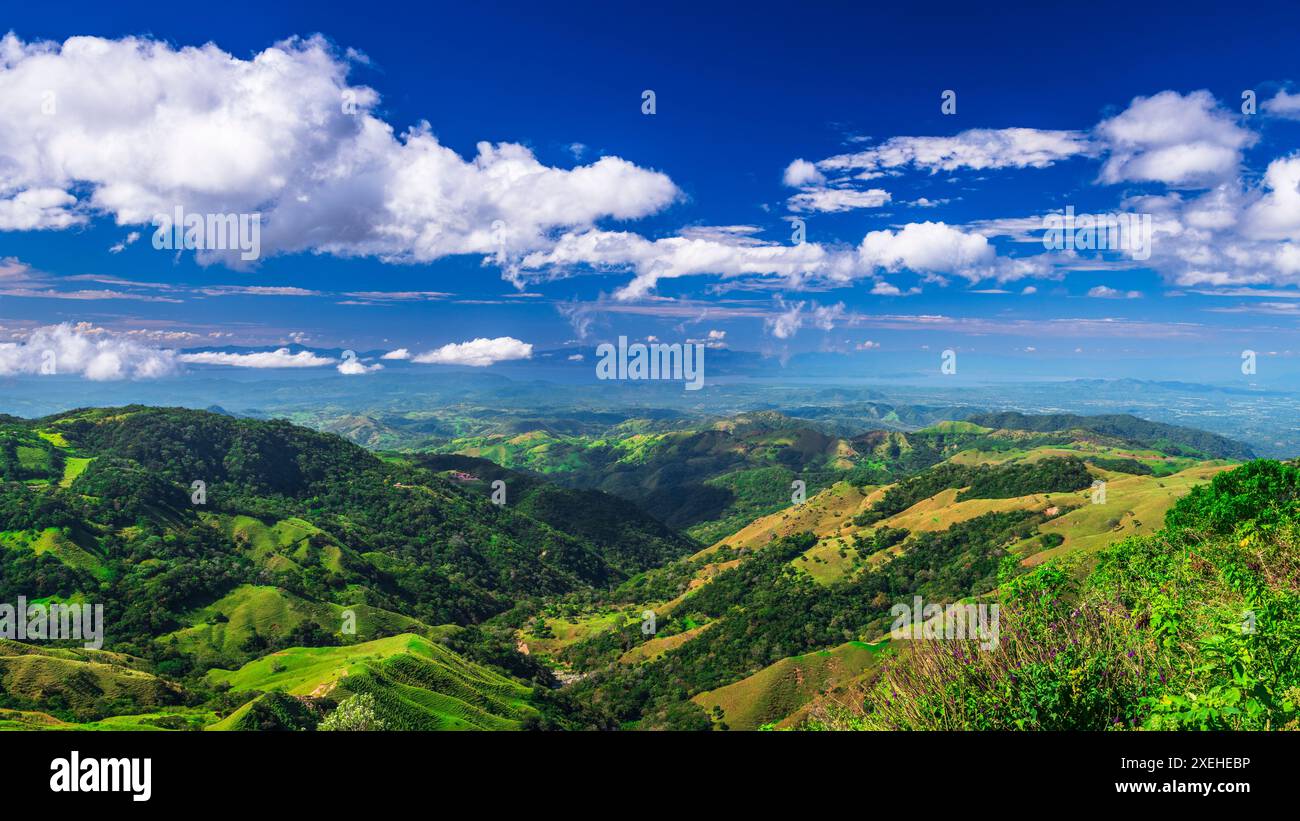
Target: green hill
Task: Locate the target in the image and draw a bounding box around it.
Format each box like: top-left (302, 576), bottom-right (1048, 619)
top-left (208, 633), bottom-right (537, 731)
top-left (807, 459), bottom-right (1300, 731)
top-left (432, 410), bottom-right (1252, 542)
top-left (0, 640), bottom-right (182, 721)
top-left (0, 404), bottom-right (1280, 733)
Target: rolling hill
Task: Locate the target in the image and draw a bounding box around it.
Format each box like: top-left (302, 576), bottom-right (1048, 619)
top-left (1, 404), bottom-right (1289, 732)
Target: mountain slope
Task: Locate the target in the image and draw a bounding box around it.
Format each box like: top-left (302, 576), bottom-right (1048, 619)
top-left (0, 406), bottom-right (700, 729)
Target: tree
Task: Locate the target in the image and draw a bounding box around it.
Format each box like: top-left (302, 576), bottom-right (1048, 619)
top-left (318, 694), bottom-right (386, 731)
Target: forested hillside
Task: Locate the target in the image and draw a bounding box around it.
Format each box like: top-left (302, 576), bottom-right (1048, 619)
top-left (0, 405), bottom-right (1286, 733)
top-left (0, 406), bottom-right (694, 729)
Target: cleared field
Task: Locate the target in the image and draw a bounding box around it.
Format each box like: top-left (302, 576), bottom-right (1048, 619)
top-left (691, 641), bottom-right (886, 730)
top-left (516, 608), bottom-right (640, 659)
top-left (162, 583), bottom-right (446, 667)
top-left (1016, 463), bottom-right (1234, 566)
top-left (699, 481), bottom-right (884, 559)
top-left (0, 643), bottom-right (181, 718)
top-left (59, 457), bottom-right (92, 488)
top-left (207, 633), bottom-right (537, 730)
top-left (0, 527), bottom-right (110, 580)
top-left (0, 708), bottom-right (218, 732)
top-left (205, 514), bottom-right (349, 577)
top-left (789, 453), bottom-right (1233, 584)
top-left (36, 430), bottom-right (71, 448)
top-left (619, 623), bottom-right (711, 665)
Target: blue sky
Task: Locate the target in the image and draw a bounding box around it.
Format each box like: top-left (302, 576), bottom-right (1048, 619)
top-left (3, 0), bottom-right (1300, 382)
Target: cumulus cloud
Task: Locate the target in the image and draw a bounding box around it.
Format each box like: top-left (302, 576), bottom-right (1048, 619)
top-left (381, 347), bottom-right (411, 360)
top-left (0, 322), bottom-right (178, 379)
top-left (1242, 155), bottom-right (1300, 240)
top-left (412, 336), bottom-right (533, 366)
top-left (687, 328), bottom-right (728, 348)
top-left (520, 218), bottom-right (1046, 298)
top-left (1106, 170), bottom-right (1300, 288)
top-left (520, 229), bottom-right (854, 301)
top-left (0, 33), bottom-right (679, 271)
top-left (337, 356), bottom-right (382, 375)
top-left (177, 348), bottom-right (335, 368)
top-left (782, 159), bottom-right (826, 187)
top-left (0, 188), bottom-right (81, 230)
top-left (859, 222), bottom-right (994, 276)
top-left (1095, 90), bottom-right (1255, 186)
top-left (1262, 90), bottom-right (1300, 120)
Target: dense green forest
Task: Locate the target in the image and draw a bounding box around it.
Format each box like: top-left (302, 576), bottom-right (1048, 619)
top-left (0, 406), bottom-right (695, 728)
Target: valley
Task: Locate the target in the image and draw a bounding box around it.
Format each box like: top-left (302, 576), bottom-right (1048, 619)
top-left (0, 403), bottom-right (1295, 732)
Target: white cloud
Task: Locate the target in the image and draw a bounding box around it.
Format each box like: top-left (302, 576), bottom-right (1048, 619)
top-left (1262, 90), bottom-right (1300, 120)
top-left (0, 188), bottom-right (80, 230)
top-left (687, 329), bottom-right (728, 348)
top-left (0, 322), bottom-right (178, 379)
top-left (815, 128), bottom-right (1092, 175)
top-left (1242, 155), bottom-right (1300, 240)
top-left (765, 301), bottom-right (804, 339)
top-left (1095, 90), bottom-right (1255, 186)
top-left (764, 298), bottom-right (848, 339)
top-left (856, 339), bottom-right (880, 350)
top-left (381, 347), bottom-right (411, 360)
top-left (338, 356), bottom-right (382, 375)
top-left (520, 218), bottom-right (1047, 298)
top-left (108, 230), bottom-right (140, 253)
top-left (520, 229), bottom-right (853, 301)
top-left (177, 348), bottom-right (335, 368)
top-left (0, 33), bottom-right (679, 272)
top-left (782, 159), bottom-right (826, 187)
top-left (858, 221), bottom-right (998, 282)
top-left (199, 285), bottom-right (320, 297)
top-left (1087, 285), bottom-right (1142, 299)
top-left (412, 336), bottom-right (533, 366)
top-left (787, 186), bottom-right (890, 213)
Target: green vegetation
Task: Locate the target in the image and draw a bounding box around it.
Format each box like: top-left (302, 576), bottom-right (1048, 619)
top-left (0, 404), bottom-right (1280, 732)
top-left (808, 460), bottom-right (1300, 730)
top-left (955, 456), bottom-right (1093, 500)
